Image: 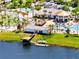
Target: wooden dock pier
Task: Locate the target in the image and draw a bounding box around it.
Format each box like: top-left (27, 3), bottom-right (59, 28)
top-left (21, 34), bottom-right (35, 46)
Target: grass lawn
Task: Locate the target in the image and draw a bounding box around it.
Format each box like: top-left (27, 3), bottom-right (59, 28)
top-left (0, 32), bottom-right (79, 48)
top-left (0, 32), bottom-right (29, 42)
top-left (33, 33), bottom-right (79, 48)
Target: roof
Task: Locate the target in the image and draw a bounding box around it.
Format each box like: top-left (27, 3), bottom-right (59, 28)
top-left (25, 25), bottom-right (48, 31)
top-left (43, 20), bottom-right (55, 27)
top-left (35, 19), bottom-right (46, 26)
top-left (55, 11), bottom-right (70, 16)
top-left (5, 0), bottom-right (11, 2)
top-left (19, 12), bottom-right (28, 17)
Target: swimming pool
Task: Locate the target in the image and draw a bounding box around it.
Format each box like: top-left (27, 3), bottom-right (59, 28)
top-left (54, 23), bottom-right (79, 32)
top-left (69, 24), bottom-right (79, 31)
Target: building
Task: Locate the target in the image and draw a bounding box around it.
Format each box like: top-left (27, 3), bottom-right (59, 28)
top-left (55, 11), bottom-right (71, 22)
top-left (35, 19), bottom-right (46, 26)
top-left (24, 20), bottom-right (55, 34)
top-left (24, 25), bottom-right (49, 34)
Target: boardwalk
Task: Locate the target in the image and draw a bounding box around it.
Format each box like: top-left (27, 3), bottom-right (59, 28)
top-left (21, 34), bottom-right (35, 46)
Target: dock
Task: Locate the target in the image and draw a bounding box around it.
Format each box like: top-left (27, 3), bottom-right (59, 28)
top-left (21, 34), bottom-right (35, 46)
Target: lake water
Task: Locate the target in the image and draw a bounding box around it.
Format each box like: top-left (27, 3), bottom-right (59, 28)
top-left (0, 42), bottom-right (79, 59)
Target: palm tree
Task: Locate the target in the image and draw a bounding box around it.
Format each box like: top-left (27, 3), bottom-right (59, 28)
top-left (43, 10), bottom-right (47, 18)
top-left (48, 25), bottom-right (54, 34)
top-left (0, 21), bottom-right (3, 32)
top-left (34, 5), bottom-right (41, 21)
top-left (17, 24), bottom-right (22, 32)
top-left (5, 0), bottom-right (33, 32)
top-left (22, 18), bottom-right (28, 31)
top-left (34, 5), bottom-right (41, 18)
top-left (63, 5), bottom-right (70, 11)
top-left (7, 14), bottom-right (12, 28)
top-left (48, 11), bottom-right (52, 19)
top-left (65, 28), bottom-right (70, 37)
top-left (73, 0), bottom-right (79, 7)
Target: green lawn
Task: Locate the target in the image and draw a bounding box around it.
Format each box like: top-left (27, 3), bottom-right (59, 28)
top-left (33, 34), bottom-right (79, 48)
top-left (0, 32), bottom-right (79, 48)
top-left (0, 32), bottom-right (29, 42)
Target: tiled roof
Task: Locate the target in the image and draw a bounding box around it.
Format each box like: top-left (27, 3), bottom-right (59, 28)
top-left (55, 11), bottom-right (70, 16)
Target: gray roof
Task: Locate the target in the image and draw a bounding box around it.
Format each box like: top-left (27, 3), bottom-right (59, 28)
top-left (25, 25), bottom-right (48, 31)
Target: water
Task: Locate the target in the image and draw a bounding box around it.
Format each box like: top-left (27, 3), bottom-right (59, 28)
top-left (55, 23), bottom-right (79, 31)
top-left (0, 42), bottom-right (79, 59)
top-left (69, 24), bottom-right (79, 31)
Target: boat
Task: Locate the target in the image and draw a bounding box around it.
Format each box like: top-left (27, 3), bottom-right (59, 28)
top-left (35, 43), bottom-right (49, 47)
top-left (34, 40), bottom-right (49, 47)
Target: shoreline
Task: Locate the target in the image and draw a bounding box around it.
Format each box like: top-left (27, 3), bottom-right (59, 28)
top-left (0, 39), bottom-right (79, 49)
top-left (31, 41), bottom-right (79, 49)
top-left (0, 32), bottom-right (79, 49)
top-left (0, 40), bottom-right (79, 49)
top-left (48, 44), bottom-right (79, 49)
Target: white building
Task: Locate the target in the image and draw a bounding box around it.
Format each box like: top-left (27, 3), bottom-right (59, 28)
top-left (24, 25), bottom-right (49, 34)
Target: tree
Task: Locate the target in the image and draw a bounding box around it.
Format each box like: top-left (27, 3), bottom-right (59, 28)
top-left (66, 28), bottom-right (70, 34)
top-left (54, 0), bottom-right (64, 4)
top-left (65, 28), bottom-right (70, 37)
top-left (0, 0), bottom-right (3, 4)
top-left (72, 6), bottom-right (79, 35)
top-left (17, 24), bottom-right (22, 32)
top-left (72, 6), bottom-right (79, 20)
top-left (48, 25), bottom-right (54, 34)
top-left (34, 5), bottom-right (41, 20)
top-left (5, 0), bottom-right (31, 32)
top-left (35, 5), bottom-right (41, 11)
top-left (48, 11), bottom-right (52, 19)
top-left (6, 0), bottom-right (33, 8)
top-left (73, 0), bottom-right (79, 7)
top-left (22, 18), bottom-right (28, 31)
top-left (63, 5), bottom-right (70, 11)
top-left (0, 21), bottom-right (3, 31)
